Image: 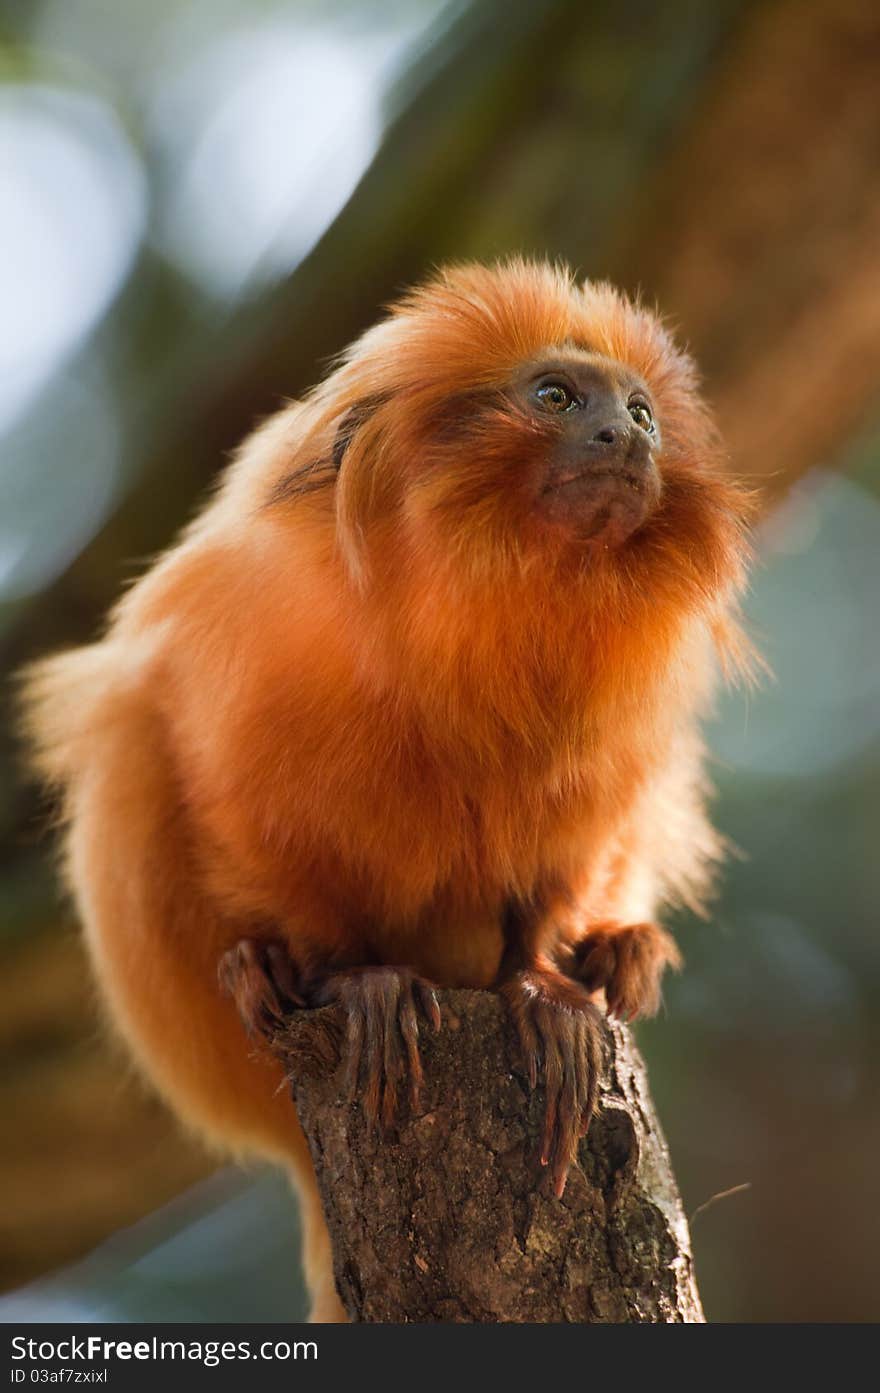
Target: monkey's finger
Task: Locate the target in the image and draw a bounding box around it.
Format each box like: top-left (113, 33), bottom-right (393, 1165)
top-left (551, 1050), bottom-right (580, 1199)
top-left (398, 988), bottom-right (424, 1111)
top-left (573, 1013), bottom-right (593, 1129)
top-left (576, 1041), bottom-right (590, 1136)
top-left (551, 1128), bottom-right (577, 1199)
top-left (538, 1015), bottom-right (564, 1169)
top-left (218, 940), bottom-right (284, 1037)
top-left (380, 984), bottom-right (405, 1130)
top-left (574, 933), bottom-right (617, 994)
top-left (361, 978), bottom-right (391, 1127)
top-left (514, 1009), bottom-right (541, 1092)
top-left (414, 980), bottom-right (442, 1033)
top-left (606, 933), bottom-right (634, 1020)
top-left (604, 925), bottom-right (671, 1022)
top-left (264, 942), bottom-right (306, 1009)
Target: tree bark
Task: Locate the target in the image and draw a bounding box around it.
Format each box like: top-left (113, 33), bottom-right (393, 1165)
top-left (274, 988), bottom-right (703, 1323)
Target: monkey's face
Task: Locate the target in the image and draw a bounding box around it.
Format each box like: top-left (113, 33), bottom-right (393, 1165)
top-left (507, 350), bottom-right (662, 549)
top-left (372, 343), bottom-right (679, 578)
top-left (322, 263), bottom-right (748, 615)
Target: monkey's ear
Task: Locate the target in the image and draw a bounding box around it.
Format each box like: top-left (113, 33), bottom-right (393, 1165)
top-left (334, 392), bottom-right (401, 589)
top-left (331, 394), bottom-right (388, 470)
top-left (265, 395), bottom-right (388, 508)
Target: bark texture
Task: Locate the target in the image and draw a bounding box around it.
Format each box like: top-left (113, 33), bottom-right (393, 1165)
top-left (274, 988), bottom-right (703, 1323)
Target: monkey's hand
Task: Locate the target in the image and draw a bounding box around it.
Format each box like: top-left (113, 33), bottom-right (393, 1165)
top-left (501, 968), bottom-right (604, 1199)
top-left (220, 945), bottom-right (441, 1130)
top-left (568, 921), bottom-right (681, 1023)
top-left (218, 936), bottom-right (306, 1038)
top-left (314, 967), bottom-right (441, 1130)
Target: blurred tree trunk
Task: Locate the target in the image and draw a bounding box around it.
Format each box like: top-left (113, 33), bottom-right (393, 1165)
top-left (607, 0), bottom-right (880, 506)
top-left (2, 0), bottom-right (745, 661)
top-left (276, 990), bottom-right (704, 1323)
top-left (8, 0), bottom-right (879, 682)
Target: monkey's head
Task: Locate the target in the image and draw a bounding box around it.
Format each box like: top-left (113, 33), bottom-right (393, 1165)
top-left (475, 345), bottom-right (663, 549)
top-left (275, 260), bottom-right (752, 682)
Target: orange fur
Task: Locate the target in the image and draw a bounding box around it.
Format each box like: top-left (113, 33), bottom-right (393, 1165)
top-left (20, 259), bottom-right (753, 1319)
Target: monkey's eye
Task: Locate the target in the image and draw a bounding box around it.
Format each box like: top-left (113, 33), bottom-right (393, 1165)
top-left (628, 399), bottom-right (655, 434)
top-left (534, 381), bottom-right (577, 413)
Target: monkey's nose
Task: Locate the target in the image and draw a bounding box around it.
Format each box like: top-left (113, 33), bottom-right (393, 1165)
top-left (590, 421), bottom-right (652, 466)
top-left (593, 425), bottom-right (619, 446)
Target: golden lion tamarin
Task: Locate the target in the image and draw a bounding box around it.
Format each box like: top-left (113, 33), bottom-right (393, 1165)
top-left (21, 259), bottom-right (752, 1322)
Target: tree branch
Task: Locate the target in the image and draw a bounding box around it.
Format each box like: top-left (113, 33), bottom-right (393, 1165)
top-left (273, 989), bottom-right (703, 1323)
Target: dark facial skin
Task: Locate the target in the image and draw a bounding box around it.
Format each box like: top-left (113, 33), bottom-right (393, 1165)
top-left (512, 350), bottom-right (662, 547)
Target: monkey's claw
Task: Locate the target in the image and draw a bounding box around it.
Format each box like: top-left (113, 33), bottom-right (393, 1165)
top-left (218, 937), bottom-right (305, 1039)
top-left (316, 967), bottom-right (441, 1129)
top-left (503, 970), bottom-right (604, 1198)
top-left (571, 921), bottom-right (681, 1023)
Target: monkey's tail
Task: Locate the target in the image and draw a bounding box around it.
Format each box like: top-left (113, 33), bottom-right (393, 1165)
top-left (17, 639), bottom-right (149, 798)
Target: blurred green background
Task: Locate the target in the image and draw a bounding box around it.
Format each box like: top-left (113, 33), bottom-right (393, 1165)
top-left (1, 0), bottom-right (878, 1323)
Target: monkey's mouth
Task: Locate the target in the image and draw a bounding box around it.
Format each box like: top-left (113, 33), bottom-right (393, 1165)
top-left (538, 463), bottom-right (661, 546)
top-left (545, 466), bottom-right (646, 495)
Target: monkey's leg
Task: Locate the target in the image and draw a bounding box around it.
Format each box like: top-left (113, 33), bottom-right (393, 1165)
top-left (65, 703), bottom-right (343, 1321)
top-left (218, 936), bottom-right (306, 1037)
top-left (567, 921), bottom-right (681, 1022)
top-left (500, 967), bottom-right (604, 1199)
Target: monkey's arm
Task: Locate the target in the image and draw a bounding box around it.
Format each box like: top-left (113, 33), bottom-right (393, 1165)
top-left (564, 920), bottom-right (681, 1021)
top-left (545, 731), bottom-right (707, 1027)
top-left (496, 882), bottom-right (680, 1196)
top-left (494, 901), bottom-right (603, 1198)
